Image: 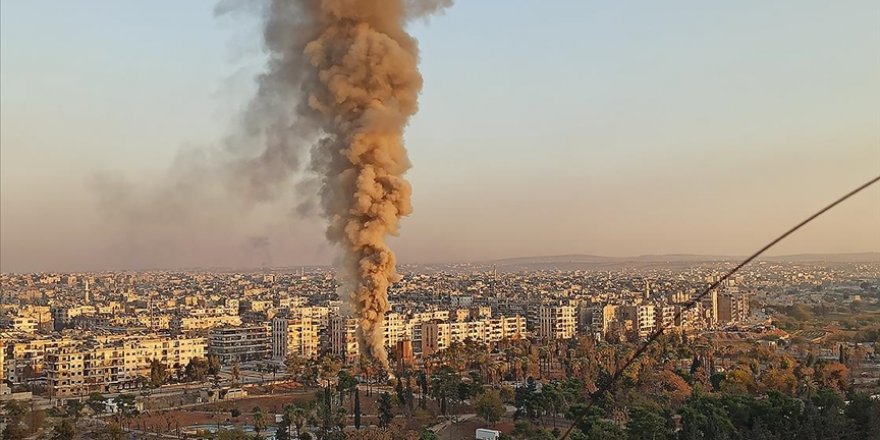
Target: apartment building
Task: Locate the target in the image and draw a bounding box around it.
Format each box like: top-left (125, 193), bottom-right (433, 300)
top-left (700, 290), bottom-right (718, 327)
top-left (208, 325), bottom-right (270, 364)
top-left (43, 334), bottom-right (206, 398)
top-left (537, 305), bottom-right (576, 340)
top-left (718, 292), bottom-right (750, 324)
top-left (634, 304), bottom-right (656, 338)
top-left (272, 316), bottom-right (319, 360)
top-left (173, 314), bottom-right (242, 331)
top-left (45, 345), bottom-right (86, 398)
top-left (589, 304), bottom-right (619, 337)
top-left (2, 336), bottom-right (79, 384)
top-left (486, 316), bottom-right (526, 342)
top-left (421, 315), bottom-right (526, 356)
top-left (384, 313), bottom-right (408, 347)
top-left (0, 341), bottom-right (7, 396)
top-left (2, 316), bottom-right (39, 334)
top-left (330, 316), bottom-right (359, 364)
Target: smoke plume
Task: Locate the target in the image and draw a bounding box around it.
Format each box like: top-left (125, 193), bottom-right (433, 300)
top-left (90, 0), bottom-right (447, 366)
top-left (228, 0), bottom-right (451, 368)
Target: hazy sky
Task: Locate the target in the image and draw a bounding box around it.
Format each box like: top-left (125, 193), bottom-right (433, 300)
top-left (1, 0), bottom-right (879, 272)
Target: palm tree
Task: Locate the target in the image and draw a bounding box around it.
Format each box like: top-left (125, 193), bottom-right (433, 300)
top-left (286, 403), bottom-right (309, 439)
top-left (357, 354), bottom-right (376, 396)
top-left (252, 406), bottom-right (266, 437)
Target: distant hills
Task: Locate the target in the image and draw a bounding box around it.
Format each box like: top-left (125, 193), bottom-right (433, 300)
top-left (760, 252), bottom-right (880, 263)
top-left (480, 252), bottom-right (879, 271)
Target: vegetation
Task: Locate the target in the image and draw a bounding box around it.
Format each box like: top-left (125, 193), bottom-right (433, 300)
top-left (474, 389), bottom-right (505, 425)
top-left (149, 358), bottom-right (169, 387)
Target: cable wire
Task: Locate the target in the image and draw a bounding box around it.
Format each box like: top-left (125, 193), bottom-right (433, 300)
top-left (558, 174), bottom-right (880, 440)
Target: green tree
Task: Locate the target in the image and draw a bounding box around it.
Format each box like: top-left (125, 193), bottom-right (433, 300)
top-left (845, 392), bottom-right (880, 439)
top-left (626, 407), bottom-right (670, 440)
top-left (286, 354), bottom-right (306, 381)
top-left (149, 358), bottom-right (168, 387)
top-left (678, 395), bottom-right (735, 440)
top-left (747, 391), bottom-right (802, 437)
top-left (354, 388), bottom-right (362, 430)
top-left (207, 355), bottom-right (222, 381)
top-left (113, 394), bottom-right (138, 430)
top-left (252, 406), bottom-right (267, 436)
top-left (430, 366), bottom-right (460, 416)
top-left (292, 404), bottom-right (309, 438)
top-left (96, 422), bottom-right (124, 440)
top-left (50, 419), bottom-right (75, 440)
top-left (87, 393), bottom-right (107, 414)
top-left (419, 429), bottom-right (440, 440)
top-left (474, 389), bottom-right (505, 425)
top-left (1, 401), bottom-right (26, 440)
top-left (185, 356), bottom-right (210, 381)
top-left (378, 392), bottom-right (394, 429)
top-left (232, 361), bottom-right (241, 383)
top-left (514, 381), bottom-right (540, 420)
top-left (807, 388), bottom-right (851, 439)
top-left (275, 409), bottom-right (291, 440)
top-left (337, 369), bottom-right (358, 406)
top-left (579, 419), bottom-right (626, 440)
top-left (417, 370), bottom-right (429, 409)
top-left (64, 399), bottom-right (84, 423)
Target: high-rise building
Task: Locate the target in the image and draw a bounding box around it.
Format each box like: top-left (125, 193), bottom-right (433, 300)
top-left (634, 304), bottom-right (655, 338)
top-left (272, 316), bottom-right (319, 360)
top-left (330, 316), bottom-right (359, 364)
top-left (538, 305), bottom-right (576, 340)
top-left (700, 290), bottom-right (718, 326)
top-left (718, 292), bottom-right (750, 324)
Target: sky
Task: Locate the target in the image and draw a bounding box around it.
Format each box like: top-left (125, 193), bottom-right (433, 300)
top-left (1, 0), bottom-right (878, 272)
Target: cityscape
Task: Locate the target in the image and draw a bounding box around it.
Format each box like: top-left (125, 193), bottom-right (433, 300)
top-left (2, 256), bottom-right (879, 439)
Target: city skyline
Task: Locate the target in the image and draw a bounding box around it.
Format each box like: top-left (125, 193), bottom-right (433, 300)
top-left (2, 0), bottom-right (879, 273)
top-left (2, 2), bottom-right (879, 439)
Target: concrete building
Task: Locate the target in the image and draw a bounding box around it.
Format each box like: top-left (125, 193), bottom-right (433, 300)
top-left (272, 316), bottom-right (319, 360)
top-left (700, 290), bottom-right (718, 327)
top-left (208, 325), bottom-right (270, 364)
top-left (330, 316), bottom-right (359, 364)
top-left (44, 334), bottom-right (206, 398)
top-left (718, 292), bottom-right (750, 324)
top-left (634, 304), bottom-right (656, 338)
top-left (537, 305), bottom-right (576, 340)
top-left (174, 314), bottom-right (242, 331)
top-left (421, 315), bottom-right (525, 356)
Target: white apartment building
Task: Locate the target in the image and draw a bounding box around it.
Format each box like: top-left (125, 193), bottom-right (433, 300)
top-left (538, 305), bottom-right (576, 340)
top-left (421, 315), bottom-right (526, 356)
top-left (634, 304), bottom-right (656, 338)
top-left (174, 314), bottom-right (242, 331)
top-left (44, 334), bottom-right (206, 398)
top-left (272, 316), bottom-right (319, 360)
top-left (700, 290), bottom-right (718, 326)
top-left (590, 304), bottom-right (619, 337)
top-left (2, 316), bottom-right (39, 333)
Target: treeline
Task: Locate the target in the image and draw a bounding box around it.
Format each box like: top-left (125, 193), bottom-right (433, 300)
top-left (499, 333), bottom-right (880, 440)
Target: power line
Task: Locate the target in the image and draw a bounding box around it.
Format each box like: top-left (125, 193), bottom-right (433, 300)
top-left (559, 174), bottom-right (880, 440)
